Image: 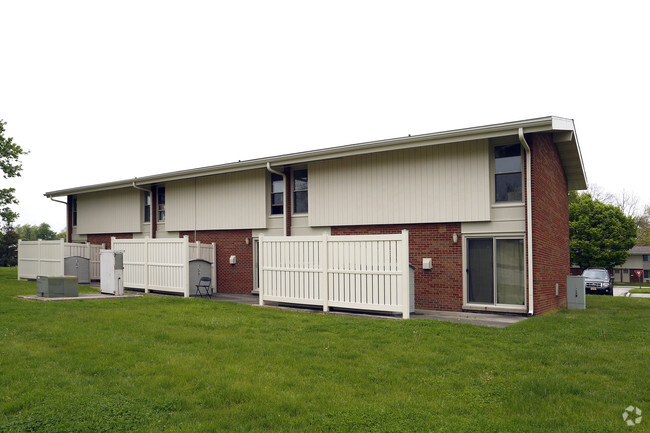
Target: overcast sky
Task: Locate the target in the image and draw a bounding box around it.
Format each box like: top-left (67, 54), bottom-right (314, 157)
top-left (1, 0), bottom-right (648, 232)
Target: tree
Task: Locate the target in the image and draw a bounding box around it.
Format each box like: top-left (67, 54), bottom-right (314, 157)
top-left (1, 119), bottom-right (28, 226)
top-left (635, 205), bottom-right (650, 246)
top-left (0, 226), bottom-right (19, 266)
top-left (569, 193), bottom-right (637, 270)
top-left (16, 223), bottom-right (59, 241)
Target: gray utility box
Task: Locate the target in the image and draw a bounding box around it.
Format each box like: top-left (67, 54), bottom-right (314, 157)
top-left (64, 256), bottom-right (90, 284)
top-left (189, 259), bottom-right (213, 295)
top-left (37, 275), bottom-right (79, 298)
top-left (566, 276), bottom-right (586, 310)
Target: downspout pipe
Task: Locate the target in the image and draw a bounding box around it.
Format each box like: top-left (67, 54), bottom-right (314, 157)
top-left (47, 195), bottom-right (67, 205)
top-left (266, 162), bottom-right (287, 237)
top-left (46, 195), bottom-right (69, 241)
top-left (132, 180), bottom-right (153, 239)
top-left (518, 128), bottom-right (534, 316)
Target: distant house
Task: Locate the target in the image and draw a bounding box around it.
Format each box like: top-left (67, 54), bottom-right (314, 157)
top-left (45, 116), bottom-right (587, 315)
top-left (613, 246), bottom-right (650, 283)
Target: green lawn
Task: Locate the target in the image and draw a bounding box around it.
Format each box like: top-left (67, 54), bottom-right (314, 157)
top-left (629, 287), bottom-right (650, 294)
top-left (1, 267), bottom-right (648, 432)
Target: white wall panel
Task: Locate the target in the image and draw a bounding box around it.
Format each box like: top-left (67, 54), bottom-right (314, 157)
top-left (165, 170), bottom-right (266, 231)
top-left (77, 188), bottom-right (141, 234)
top-left (308, 139), bottom-right (490, 226)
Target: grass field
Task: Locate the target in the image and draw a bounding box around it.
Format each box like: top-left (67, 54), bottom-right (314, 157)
top-left (629, 287), bottom-right (650, 294)
top-left (1, 267), bottom-right (648, 432)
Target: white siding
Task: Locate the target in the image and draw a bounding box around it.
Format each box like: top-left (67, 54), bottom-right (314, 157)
top-left (77, 188), bottom-right (141, 234)
top-left (165, 170), bottom-right (266, 231)
top-left (308, 139), bottom-right (490, 226)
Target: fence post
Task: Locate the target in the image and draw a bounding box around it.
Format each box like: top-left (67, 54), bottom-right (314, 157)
top-left (37, 239), bottom-right (42, 277)
top-left (400, 229), bottom-right (410, 319)
top-left (321, 233), bottom-right (329, 312)
top-left (259, 234), bottom-right (264, 306)
top-left (17, 239), bottom-right (23, 280)
top-left (59, 238), bottom-right (65, 276)
top-left (211, 242), bottom-right (217, 294)
top-left (143, 237), bottom-right (150, 294)
top-left (182, 236), bottom-right (189, 298)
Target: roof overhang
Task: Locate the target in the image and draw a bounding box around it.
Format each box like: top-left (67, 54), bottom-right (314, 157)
top-left (45, 116), bottom-right (588, 197)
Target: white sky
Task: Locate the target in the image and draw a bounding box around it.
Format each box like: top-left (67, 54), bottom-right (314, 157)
top-left (1, 0), bottom-right (648, 232)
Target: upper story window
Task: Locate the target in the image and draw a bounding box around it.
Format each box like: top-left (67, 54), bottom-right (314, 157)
top-left (72, 196), bottom-right (78, 226)
top-left (494, 144), bottom-right (522, 203)
top-left (157, 187), bottom-right (166, 221)
top-left (643, 254), bottom-right (649, 262)
top-left (271, 173), bottom-right (284, 215)
top-left (144, 192), bottom-right (151, 223)
top-left (293, 169), bottom-right (308, 214)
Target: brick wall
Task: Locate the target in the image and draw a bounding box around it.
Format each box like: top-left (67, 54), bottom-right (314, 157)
top-left (180, 230), bottom-right (253, 294)
top-left (86, 233), bottom-right (133, 249)
top-left (331, 223), bottom-right (463, 311)
top-left (529, 132), bottom-right (569, 314)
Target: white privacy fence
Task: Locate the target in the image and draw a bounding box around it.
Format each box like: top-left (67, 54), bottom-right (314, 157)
top-left (259, 230), bottom-right (412, 318)
top-left (112, 236), bottom-right (216, 297)
top-left (17, 239), bottom-right (105, 280)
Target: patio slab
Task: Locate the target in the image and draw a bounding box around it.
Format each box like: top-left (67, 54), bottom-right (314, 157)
top-left (18, 293), bottom-right (143, 302)
top-left (208, 293), bottom-right (526, 327)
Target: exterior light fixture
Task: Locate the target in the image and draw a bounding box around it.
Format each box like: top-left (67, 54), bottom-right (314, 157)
top-left (452, 233), bottom-right (458, 244)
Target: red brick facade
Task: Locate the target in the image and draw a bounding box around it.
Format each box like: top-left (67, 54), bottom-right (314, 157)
top-left (181, 230), bottom-right (254, 294)
top-left (529, 132), bottom-right (569, 314)
top-left (86, 233), bottom-right (133, 249)
top-left (331, 223), bottom-right (463, 311)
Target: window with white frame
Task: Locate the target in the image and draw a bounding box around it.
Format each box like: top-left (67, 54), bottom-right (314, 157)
top-left (144, 192), bottom-right (151, 223)
top-left (293, 169), bottom-right (308, 214)
top-left (270, 173), bottom-right (284, 215)
top-left (494, 144), bottom-right (522, 203)
top-left (157, 187), bottom-right (165, 221)
top-left (72, 196), bottom-right (78, 226)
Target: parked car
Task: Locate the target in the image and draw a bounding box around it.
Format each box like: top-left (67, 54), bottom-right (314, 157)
top-left (581, 268), bottom-right (614, 296)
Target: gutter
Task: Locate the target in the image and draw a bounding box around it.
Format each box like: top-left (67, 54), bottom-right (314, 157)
top-left (132, 180), bottom-right (153, 239)
top-left (266, 162), bottom-right (287, 237)
top-left (47, 195), bottom-right (67, 205)
top-left (518, 128), bottom-right (534, 316)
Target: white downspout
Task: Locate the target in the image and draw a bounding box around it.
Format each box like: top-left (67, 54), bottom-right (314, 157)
top-left (132, 180), bottom-right (153, 239)
top-left (266, 162), bottom-right (287, 237)
top-left (518, 128), bottom-right (534, 316)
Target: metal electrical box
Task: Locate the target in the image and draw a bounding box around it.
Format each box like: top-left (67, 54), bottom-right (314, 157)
top-left (37, 275), bottom-right (79, 298)
top-left (566, 276), bottom-right (586, 310)
top-left (64, 256), bottom-right (90, 284)
top-left (100, 250), bottom-right (124, 295)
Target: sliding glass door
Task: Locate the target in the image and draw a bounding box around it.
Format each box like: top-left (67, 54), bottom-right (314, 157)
top-left (467, 237), bottom-right (525, 306)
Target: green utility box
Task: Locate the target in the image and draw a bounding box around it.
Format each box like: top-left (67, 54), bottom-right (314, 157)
top-left (37, 276), bottom-right (79, 298)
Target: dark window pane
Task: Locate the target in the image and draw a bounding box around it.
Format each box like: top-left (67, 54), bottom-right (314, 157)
top-left (293, 169), bottom-right (308, 191)
top-left (271, 174), bottom-right (284, 193)
top-left (271, 205), bottom-right (283, 215)
top-left (495, 144), bottom-right (520, 159)
top-left (271, 193), bottom-right (283, 206)
top-left (495, 144), bottom-right (521, 173)
top-left (294, 191), bottom-right (308, 213)
top-left (495, 173), bottom-right (522, 202)
top-left (495, 155), bottom-right (521, 173)
top-left (468, 238), bottom-right (494, 304)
